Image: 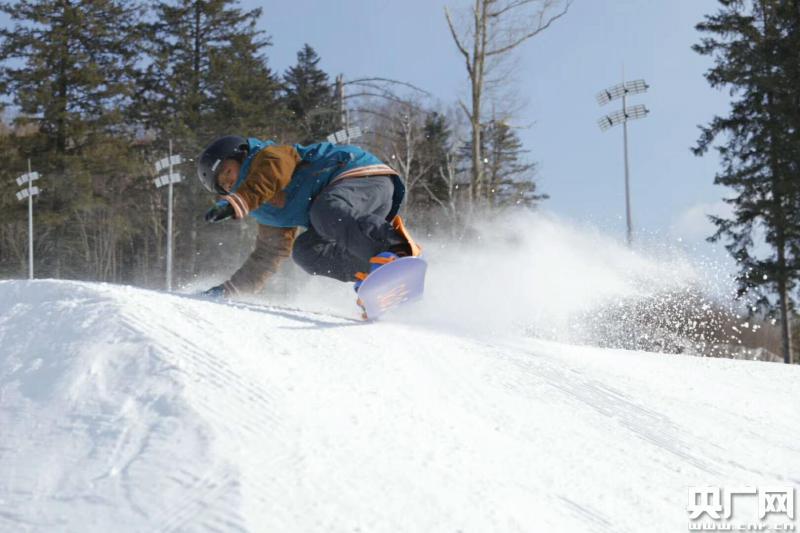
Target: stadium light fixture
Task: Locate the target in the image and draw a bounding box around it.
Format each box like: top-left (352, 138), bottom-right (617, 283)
top-left (597, 105), bottom-right (650, 131)
top-left (327, 126), bottom-right (362, 144)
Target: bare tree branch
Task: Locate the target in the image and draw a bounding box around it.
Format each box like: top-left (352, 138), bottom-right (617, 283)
top-left (458, 99), bottom-right (472, 120)
top-left (345, 91), bottom-right (416, 106)
top-left (487, 0), bottom-right (537, 19)
top-left (345, 81), bottom-right (429, 106)
top-left (486, 1), bottom-right (571, 57)
top-left (345, 77), bottom-right (431, 96)
top-left (353, 107), bottom-right (398, 122)
top-left (421, 182), bottom-right (449, 211)
top-left (444, 6), bottom-right (473, 77)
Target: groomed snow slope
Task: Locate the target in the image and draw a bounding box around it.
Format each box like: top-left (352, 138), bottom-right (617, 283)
top-left (1, 279), bottom-right (798, 533)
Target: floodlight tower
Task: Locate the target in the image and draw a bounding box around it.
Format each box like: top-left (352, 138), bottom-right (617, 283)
top-left (153, 140), bottom-right (184, 291)
top-left (596, 78), bottom-right (650, 246)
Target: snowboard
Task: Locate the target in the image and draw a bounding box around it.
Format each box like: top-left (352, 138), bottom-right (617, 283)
top-left (356, 256), bottom-right (427, 320)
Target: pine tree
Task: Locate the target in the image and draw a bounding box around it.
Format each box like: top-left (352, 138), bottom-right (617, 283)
top-left (693, 0), bottom-right (800, 364)
top-left (207, 32), bottom-right (286, 139)
top-left (0, 0), bottom-right (145, 279)
top-left (140, 0), bottom-right (282, 280)
top-left (142, 0), bottom-right (276, 143)
top-left (0, 124), bottom-right (29, 277)
top-left (484, 120), bottom-right (544, 208)
top-left (283, 44), bottom-right (338, 144)
top-left (415, 112), bottom-right (453, 208)
top-left (459, 117), bottom-right (545, 209)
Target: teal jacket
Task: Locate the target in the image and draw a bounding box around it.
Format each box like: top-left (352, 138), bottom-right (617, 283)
top-left (222, 138), bottom-right (404, 228)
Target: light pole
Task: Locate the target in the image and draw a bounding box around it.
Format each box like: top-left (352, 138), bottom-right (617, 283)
top-left (153, 141), bottom-right (183, 291)
top-left (596, 78), bottom-right (650, 246)
top-left (15, 160), bottom-right (41, 280)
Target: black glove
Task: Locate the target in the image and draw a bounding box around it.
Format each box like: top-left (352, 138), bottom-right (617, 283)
top-left (204, 201), bottom-right (234, 223)
top-left (202, 284), bottom-right (226, 299)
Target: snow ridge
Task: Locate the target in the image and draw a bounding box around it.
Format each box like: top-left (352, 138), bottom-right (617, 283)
top-left (0, 279), bottom-right (798, 533)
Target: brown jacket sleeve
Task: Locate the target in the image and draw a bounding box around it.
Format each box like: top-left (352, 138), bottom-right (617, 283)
top-left (219, 145), bottom-right (300, 219)
top-left (223, 225), bottom-right (297, 296)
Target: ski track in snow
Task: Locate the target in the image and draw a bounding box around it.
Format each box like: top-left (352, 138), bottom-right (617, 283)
top-left (0, 279), bottom-right (798, 533)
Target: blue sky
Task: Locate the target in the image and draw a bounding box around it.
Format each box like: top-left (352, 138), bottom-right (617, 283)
top-left (251, 0), bottom-right (732, 248)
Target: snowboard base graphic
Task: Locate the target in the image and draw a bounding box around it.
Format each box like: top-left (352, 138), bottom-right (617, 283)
top-left (356, 257), bottom-right (427, 320)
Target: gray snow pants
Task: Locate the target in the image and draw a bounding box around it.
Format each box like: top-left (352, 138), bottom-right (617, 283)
top-left (291, 176), bottom-right (405, 282)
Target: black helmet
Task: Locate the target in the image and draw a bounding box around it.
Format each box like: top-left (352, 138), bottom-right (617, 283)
top-left (196, 135), bottom-right (248, 194)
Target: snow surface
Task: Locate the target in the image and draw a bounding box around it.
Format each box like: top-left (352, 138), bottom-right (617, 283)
top-left (1, 277), bottom-right (799, 533)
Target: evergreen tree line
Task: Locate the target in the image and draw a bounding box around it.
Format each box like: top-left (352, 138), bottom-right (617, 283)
top-left (694, 0), bottom-right (800, 364)
top-left (0, 0), bottom-right (543, 289)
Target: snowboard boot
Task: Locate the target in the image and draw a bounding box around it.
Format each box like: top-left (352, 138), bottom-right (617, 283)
top-left (353, 216), bottom-right (420, 292)
top-left (354, 251), bottom-right (399, 292)
top-left (354, 251), bottom-right (400, 319)
top-left (388, 215), bottom-right (422, 257)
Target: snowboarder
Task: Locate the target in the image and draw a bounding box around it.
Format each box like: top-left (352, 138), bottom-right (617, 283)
top-left (196, 135), bottom-right (421, 302)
